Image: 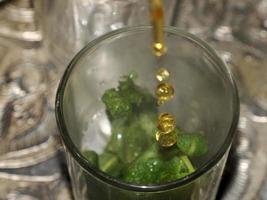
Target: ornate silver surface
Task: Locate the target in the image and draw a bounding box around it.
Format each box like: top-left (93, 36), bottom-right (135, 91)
top-left (0, 0), bottom-right (267, 199)
top-left (0, 0), bottom-right (41, 42)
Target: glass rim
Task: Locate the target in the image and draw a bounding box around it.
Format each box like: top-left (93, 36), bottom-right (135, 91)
top-left (55, 26), bottom-right (240, 192)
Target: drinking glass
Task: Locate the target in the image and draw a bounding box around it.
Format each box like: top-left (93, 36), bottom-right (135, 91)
top-left (55, 26), bottom-right (239, 200)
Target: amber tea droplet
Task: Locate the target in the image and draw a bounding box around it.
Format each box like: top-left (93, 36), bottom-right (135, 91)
top-left (153, 43), bottom-right (166, 57)
top-left (156, 68), bottom-right (170, 82)
top-left (157, 112), bottom-right (175, 133)
top-left (156, 130), bottom-right (177, 147)
top-left (156, 83), bottom-right (174, 104)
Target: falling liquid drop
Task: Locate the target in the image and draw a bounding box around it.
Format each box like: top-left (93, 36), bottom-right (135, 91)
top-left (156, 83), bottom-right (174, 104)
top-left (157, 112), bottom-right (175, 133)
top-left (156, 130), bottom-right (177, 147)
top-left (156, 68), bottom-right (170, 82)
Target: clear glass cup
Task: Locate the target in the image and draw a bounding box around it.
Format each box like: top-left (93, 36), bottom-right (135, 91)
top-left (55, 26), bottom-right (239, 200)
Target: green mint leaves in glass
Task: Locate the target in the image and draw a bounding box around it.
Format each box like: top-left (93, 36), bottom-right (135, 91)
top-left (84, 72), bottom-right (208, 184)
top-left (55, 27), bottom-right (239, 200)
